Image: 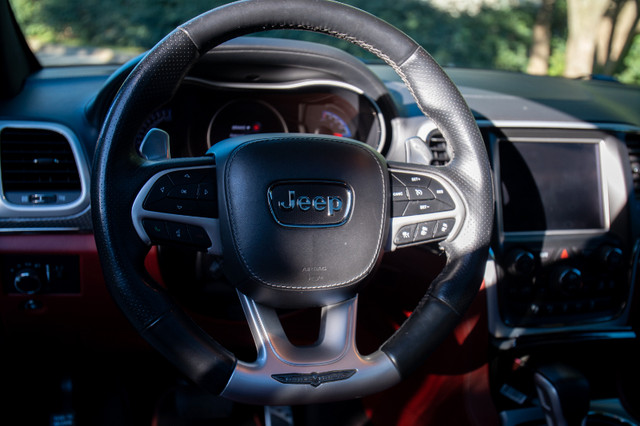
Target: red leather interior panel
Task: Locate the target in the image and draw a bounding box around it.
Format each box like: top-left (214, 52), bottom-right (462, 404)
top-left (0, 234), bottom-right (144, 349)
top-left (364, 285), bottom-right (499, 425)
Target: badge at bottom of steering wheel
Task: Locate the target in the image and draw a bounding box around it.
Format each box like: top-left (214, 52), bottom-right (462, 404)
top-left (271, 369), bottom-right (357, 387)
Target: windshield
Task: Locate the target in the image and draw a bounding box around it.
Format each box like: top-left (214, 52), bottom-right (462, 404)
top-left (9, 0), bottom-right (640, 85)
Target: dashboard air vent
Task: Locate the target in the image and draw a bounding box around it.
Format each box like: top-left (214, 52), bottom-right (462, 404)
top-left (426, 131), bottom-right (450, 165)
top-left (626, 133), bottom-right (640, 198)
top-left (0, 127), bottom-right (81, 205)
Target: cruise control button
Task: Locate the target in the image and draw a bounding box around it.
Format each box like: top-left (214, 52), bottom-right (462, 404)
top-left (407, 186), bottom-right (434, 201)
top-left (391, 186), bottom-right (409, 202)
top-left (394, 224), bottom-right (417, 245)
top-left (392, 201), bottom-right (408, 217)
top-left (404, 199), bottom-right (453, 216)
top-left (390, 173), bottom-right (407, 187)
top-left (392, 172), bottom-right (430, 187)
top-left (428, 180), bottom-right (455, 207)
top-left (143, 219), bottom-right (169, 241)
top-left (414, 221), bottom-right (436, 242)
top-left (168, 183), bottom-right (198, 200)
top-left (434, 219), bottom-right (455, 238)
top-left (144, 175), bottom-right (173, 207)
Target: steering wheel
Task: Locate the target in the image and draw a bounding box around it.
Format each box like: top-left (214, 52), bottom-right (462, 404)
top-left (92, 0), bottom-right (493, 405)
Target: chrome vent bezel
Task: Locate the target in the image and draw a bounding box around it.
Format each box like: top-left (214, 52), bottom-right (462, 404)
top-left (625, 132), bottom-right (640, 198)
top-left (1, 127), bottom-right (81, 192)
top-left (0, 121), bottom-right (90, 218)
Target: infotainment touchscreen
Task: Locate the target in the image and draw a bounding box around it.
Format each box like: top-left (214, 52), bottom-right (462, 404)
top-left (499, 140), bottom-right (605, 233)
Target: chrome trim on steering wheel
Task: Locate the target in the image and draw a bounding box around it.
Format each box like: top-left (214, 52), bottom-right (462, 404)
top-left (220, 292), bottom-right (401, 405)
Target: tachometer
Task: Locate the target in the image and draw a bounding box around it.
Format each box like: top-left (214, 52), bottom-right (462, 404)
top-left (208, 100), bottom-right (287, 146)
top-left (316, 110), bottom-right (352, 138)
top-left (303, 104), bottom-right (354, 139)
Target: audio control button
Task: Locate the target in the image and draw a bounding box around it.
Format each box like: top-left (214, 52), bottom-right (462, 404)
top-left (144, 175), bottom-right (173, 207)
top-left (428, 180), bottom-right (455, 208)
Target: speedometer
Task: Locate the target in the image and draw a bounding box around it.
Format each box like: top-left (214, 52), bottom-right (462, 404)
top-left (208, 100), bottom-right (287, 146)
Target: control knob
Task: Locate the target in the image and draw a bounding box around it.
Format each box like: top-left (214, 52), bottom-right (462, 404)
top-left (597, 245), bottom-right (623, 271)
top-left (506, 249), bottom-right (536, 277)
top-left (551, 267), bottom-right (582, 294)
top-left (13, 269), bottom-right (42, 294)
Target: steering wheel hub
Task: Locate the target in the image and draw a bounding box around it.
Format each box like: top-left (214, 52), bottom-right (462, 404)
top-left (212, 134), bottom-right (389, 308)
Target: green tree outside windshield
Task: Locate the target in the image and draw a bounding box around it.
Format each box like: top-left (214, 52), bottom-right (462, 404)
top-left (9, 0), bottom-right (640, 85)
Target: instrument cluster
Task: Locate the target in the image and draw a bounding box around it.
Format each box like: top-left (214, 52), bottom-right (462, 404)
top-left (136, 80), bottom-right (387, 158)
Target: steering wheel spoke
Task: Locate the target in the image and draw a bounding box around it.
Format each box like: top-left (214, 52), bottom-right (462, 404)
top-left (131, 159), bottom-right (222, 254)
top-left (387, 165), bottom-right (465, 251)
top-left (221, 292), bottom-right (400, 405)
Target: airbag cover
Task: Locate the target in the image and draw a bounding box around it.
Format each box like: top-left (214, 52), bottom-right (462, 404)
top-left (212, 134), bottom-right (388, 308)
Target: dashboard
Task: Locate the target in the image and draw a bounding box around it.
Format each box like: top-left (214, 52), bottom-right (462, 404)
top-left (0, 35), bottom-right (639, 425)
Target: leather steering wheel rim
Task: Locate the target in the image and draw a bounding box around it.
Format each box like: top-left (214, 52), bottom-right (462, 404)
top-left (92, 0), bottom-right (493, 405)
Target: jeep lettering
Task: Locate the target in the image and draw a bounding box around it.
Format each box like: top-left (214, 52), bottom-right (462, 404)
top-left (278, 190), bottom-right (343, 216)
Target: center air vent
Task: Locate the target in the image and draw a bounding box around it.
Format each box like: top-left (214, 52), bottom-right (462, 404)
top-left (0, 127), bottom-right (81, 205)
top-left (626, 133), bottom-right (640, 198)
top-left (426, 131), bottom-right (450, 165)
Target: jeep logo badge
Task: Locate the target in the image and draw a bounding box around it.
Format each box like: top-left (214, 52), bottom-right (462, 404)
top-left (277, 191), bottom-right (344, 216)
top-left (268, 181), bottom-right (352, 227)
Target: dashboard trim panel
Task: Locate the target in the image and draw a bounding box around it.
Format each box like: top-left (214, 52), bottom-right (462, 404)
top-left (418, 120), bottom-right (640, 141)
top-left (0, 227), bottom-right (82, 233)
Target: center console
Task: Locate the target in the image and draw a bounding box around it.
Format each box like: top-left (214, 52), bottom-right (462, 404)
top-left (495, 134), bottom-right (631, 329)
top-left (487, 127), bottom-right (636, 335)
top-left (483, 126), bottom-right (639, 425)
